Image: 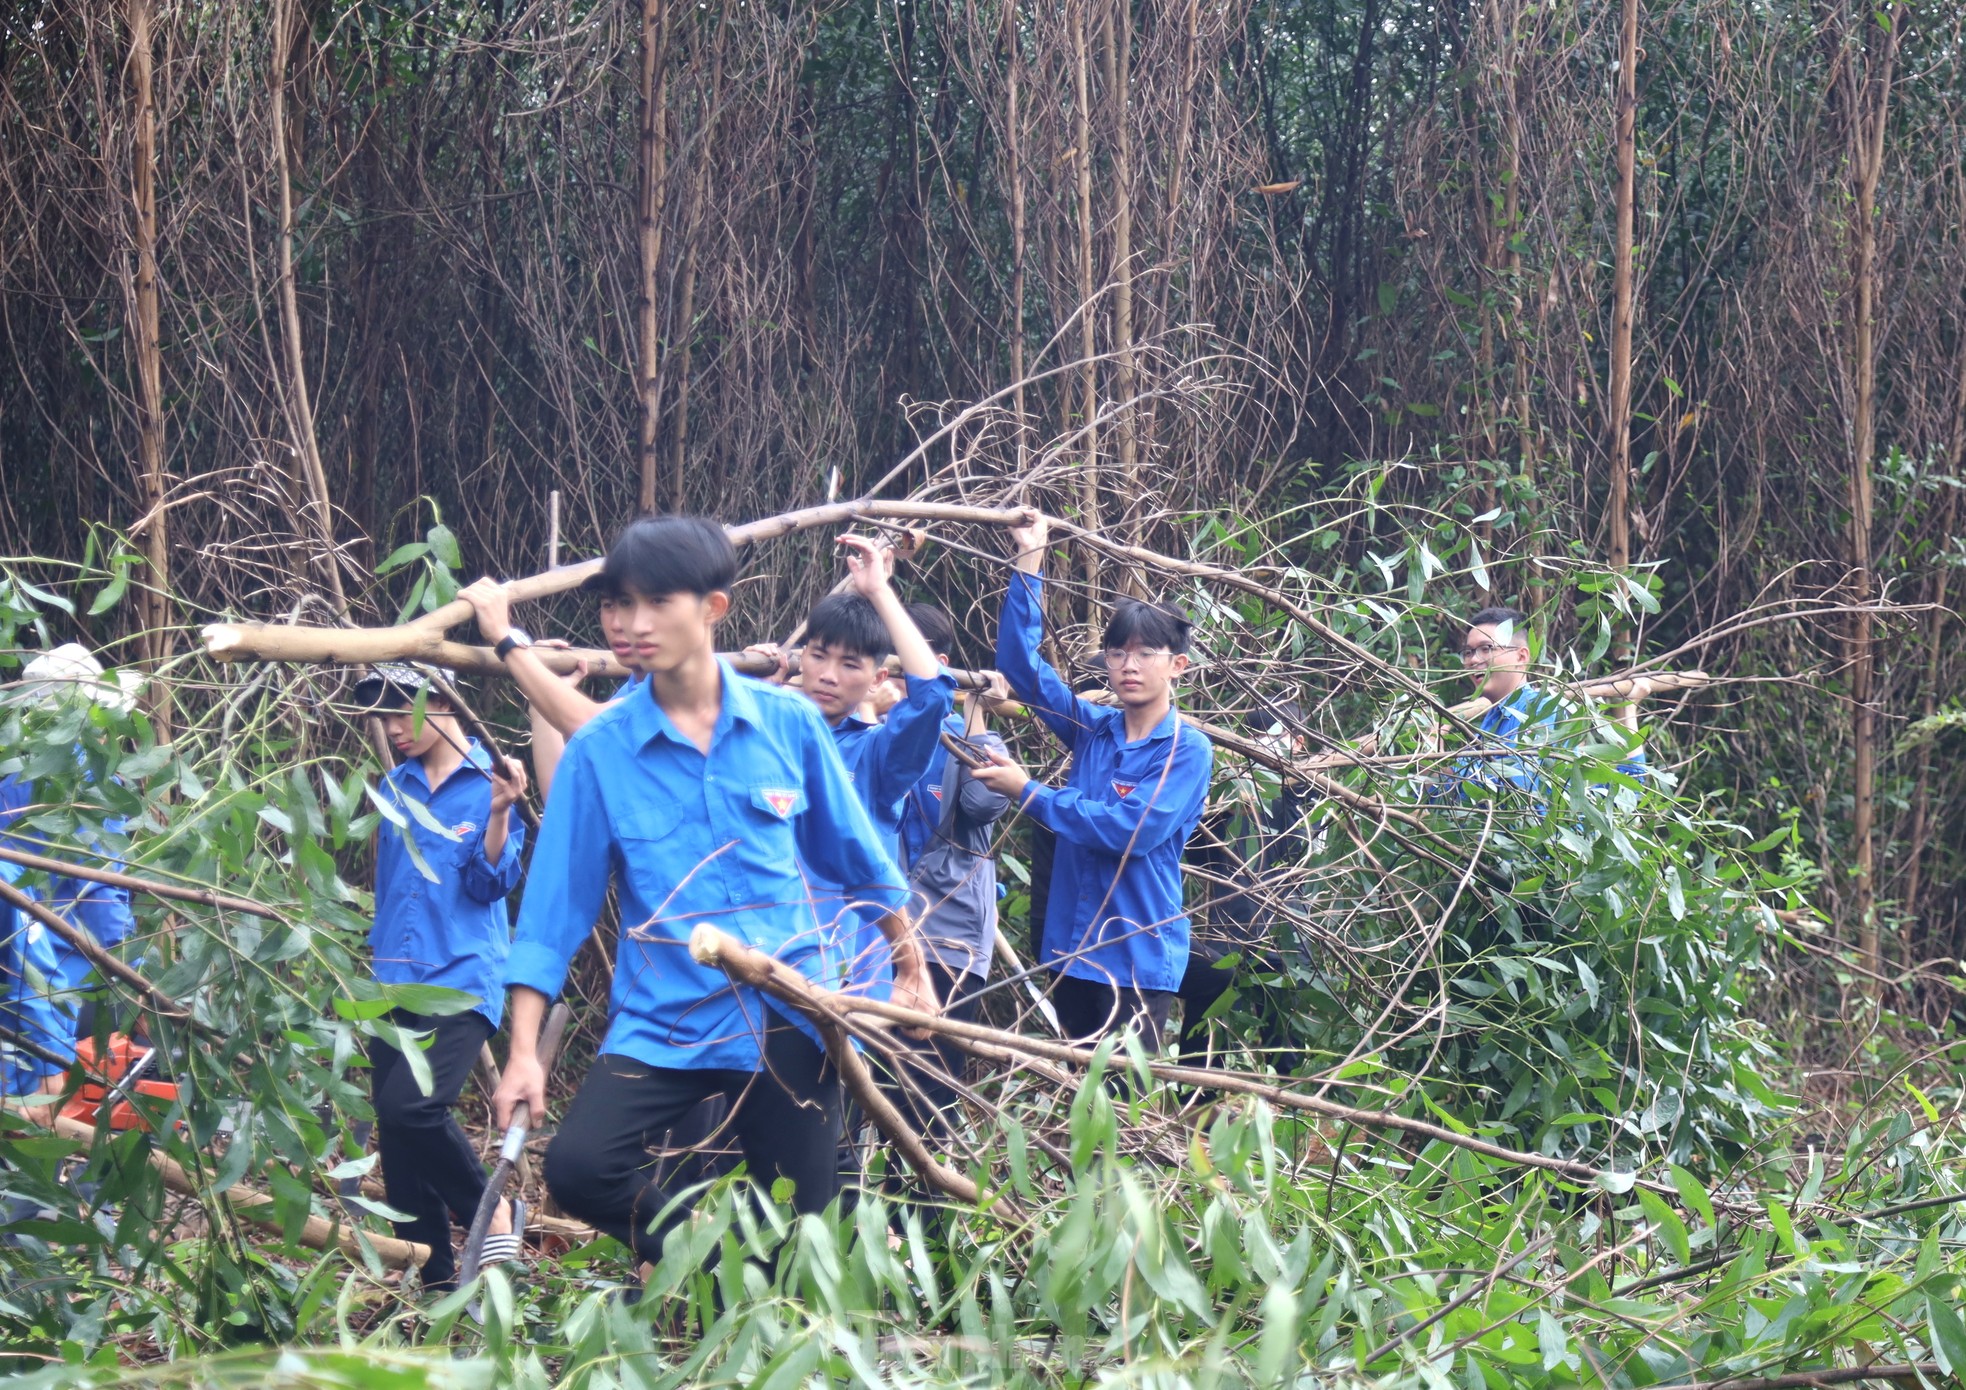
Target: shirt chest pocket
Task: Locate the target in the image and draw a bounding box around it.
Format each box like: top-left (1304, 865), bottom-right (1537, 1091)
top-left (615, 803), bottom-right (691, 906)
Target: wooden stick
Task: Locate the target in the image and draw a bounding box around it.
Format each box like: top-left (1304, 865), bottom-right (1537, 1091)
top-left (687, 925), bottom-right (984, 1207)
top-left (0, 844), bottom-right (285, 920)
top-left (2, 1101), bottom-right (429, 1269)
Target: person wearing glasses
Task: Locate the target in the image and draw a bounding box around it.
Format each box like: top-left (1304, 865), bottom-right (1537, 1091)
top-left (1441, 606), bottom-right (1646, 805)
top-left (969, 511), bottom-right (1213, 1051)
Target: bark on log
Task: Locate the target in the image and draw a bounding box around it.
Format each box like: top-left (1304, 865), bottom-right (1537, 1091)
top-left (687, 925), bottom-right (984, 1208)
top-left (685, 925), bottom-right (1672, 1194)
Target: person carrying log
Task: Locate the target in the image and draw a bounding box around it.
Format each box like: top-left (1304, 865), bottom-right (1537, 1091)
top-left (354, 665), bottom-right (529, 1290)
top-left (748, 536), bottom-right (956, 1000)
top-left (969, 511), bottom-right (1214, 1053)
top-left (491, 516), bottom-right (938, 1280)
top-left (1432, 606), bottom-right (1649, 809)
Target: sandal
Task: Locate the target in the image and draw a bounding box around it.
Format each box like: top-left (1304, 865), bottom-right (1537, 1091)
top-left (476, 1199), bottom-right (526, 1267)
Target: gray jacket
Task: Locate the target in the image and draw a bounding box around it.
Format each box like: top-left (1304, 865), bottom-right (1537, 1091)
top-left (904, 727), bottom-right (1011, 978)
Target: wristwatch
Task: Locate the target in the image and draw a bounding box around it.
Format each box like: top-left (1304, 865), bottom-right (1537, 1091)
top-left (494, 628), bottom-right (534, 660)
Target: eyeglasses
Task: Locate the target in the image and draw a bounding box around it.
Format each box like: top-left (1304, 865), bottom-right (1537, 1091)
top-left (1460, 642), bottom-right (1525, 661)
top-left (1103, 647), bottom-right (1173, 670)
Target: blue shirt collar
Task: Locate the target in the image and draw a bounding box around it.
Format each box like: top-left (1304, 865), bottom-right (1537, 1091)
top-left (1111, 701), bottom-right (1181, 745)
top-left (618, 657), bottom-right (761, 749)
top-left (398, 737), bottom-right (490, 789)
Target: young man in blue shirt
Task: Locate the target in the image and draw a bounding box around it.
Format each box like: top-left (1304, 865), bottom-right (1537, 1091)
top-left (1443, 606), bottom-right (1648, 805)
top-left (971, 511), bottom-right (1213, 1052)
top-left (491, 517), bottom-right (938, 1271)
top-left (356, 665), bottom-right (528, 1289)
top-left (751, 536), bottom-right (954, 996)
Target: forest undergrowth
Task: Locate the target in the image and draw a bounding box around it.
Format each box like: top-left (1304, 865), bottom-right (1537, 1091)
top-left (1, 486), bottom-right (1963, 1390)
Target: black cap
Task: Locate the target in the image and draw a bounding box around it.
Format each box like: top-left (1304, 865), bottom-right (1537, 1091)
top-left (351, 663), bottom-right (434, 710)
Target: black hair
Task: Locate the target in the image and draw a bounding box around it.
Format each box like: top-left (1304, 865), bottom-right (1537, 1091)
top-left (806, 593), bottom-right (893, 662)
top-left (905, 602), bottom-right (957, 662)
top-left (596, 515), bottom-right (737, 599)
top-left (1102, 598), bottom-right (1193, 656)
top-left (1258, 698), bottom-right (1303, 731)
top-left (1467, 606), bottom-right (1530, 643)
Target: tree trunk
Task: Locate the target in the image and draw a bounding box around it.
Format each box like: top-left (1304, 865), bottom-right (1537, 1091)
top-left (269, 0), bottom-right (345, 614)
top-left (1844, 7), bottom-right (1899, 993)
top-left (1069, 2), bottom-right (1100, 602)
top-left (637, 0), bottom-right (670, 514)
top-left (1604, 0), bottom-right (1638, 672)
top-left (1899, 202), bottom-right (1966, 926)
top-left (124, 0), bottom-right (171, 736)
top-left (1104, 0), bottom-right (1138, 562)
top-left (1004, 5), bottom-right (1027, 472)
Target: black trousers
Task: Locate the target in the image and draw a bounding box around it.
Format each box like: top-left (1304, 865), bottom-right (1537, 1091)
top-left (879, 959), bottom-right (985, 1145)
top-left (544, 1014), bottom-right (843, 1266)
top-left (1178, 943), bottom-right (1238, 1067)
top-left (1049, 972), bottom-right (1174, 1053)
top-left (368, 1008), bottom-right (494, 1288)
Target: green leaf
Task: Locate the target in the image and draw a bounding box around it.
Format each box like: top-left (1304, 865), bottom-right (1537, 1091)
top-left (1670, 1164), bottom-right (1715, 1230)
top-left (1597, 1169), bottom-right (1638, 1194)
top-left (14, 576), bottom-right (75, 615)
top-left (427, 524), bottom-right (462, 569)
top-left (1537, 1309), bottom-right (1569, 1371)
top-left (375, 542), bottom-right (429, 575)
top-left (87, 565), bottom-right (130, 616)
top-left (1929, 1295), bottom-right (1966, 1376)
top-left (1637, 1187), bottom-right (1691, 1265)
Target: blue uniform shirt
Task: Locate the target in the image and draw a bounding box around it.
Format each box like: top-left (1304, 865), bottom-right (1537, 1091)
top-left (899, 711), bottom-right (967, 874)
top-left (997, 572), bottom-right (1213, 993)
top-left (1, 769), bottom-right (137, 1011)
top-left (504, 661), bottom-right (908, 1072)
top-left (820, 670), bottom-right (954, 993)
top-left (1, 858), bottom-right (69, 1094)
top-left (1445, 683), bottom-right (1649, 806)
top-left (371, 740), bottom-right (524, 1026)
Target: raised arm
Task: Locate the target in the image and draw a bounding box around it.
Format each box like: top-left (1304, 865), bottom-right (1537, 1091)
top-left (462, 578), bottom-right (608, 738)
top-left (995, 513), bottom-right (1100, 746)
top-left (461, 757), bottom-right (528, 903)
top-left (501, 740), bottom-right (612, 1009)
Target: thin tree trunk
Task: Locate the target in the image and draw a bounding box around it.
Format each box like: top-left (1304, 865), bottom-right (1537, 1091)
top-left (1069, 2), bottom-right (1100, 600)
top-left (269, 0), bottom-right (345, 614)
top-left (1004, 5), bottom-right (1027, 473)
top-left (1900, 189), bottom-right (1966, 925)
top-left (1604, 0), bottom-right (1638, 680)
top-left (1845, 8), bottom-right (1899, 992)
top-left (637, 0), bottom-right (670, 514)
top-left (124, 0), bottom-right (171, 736)
top-left (1104, 0), bottom-right (1138, 563)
